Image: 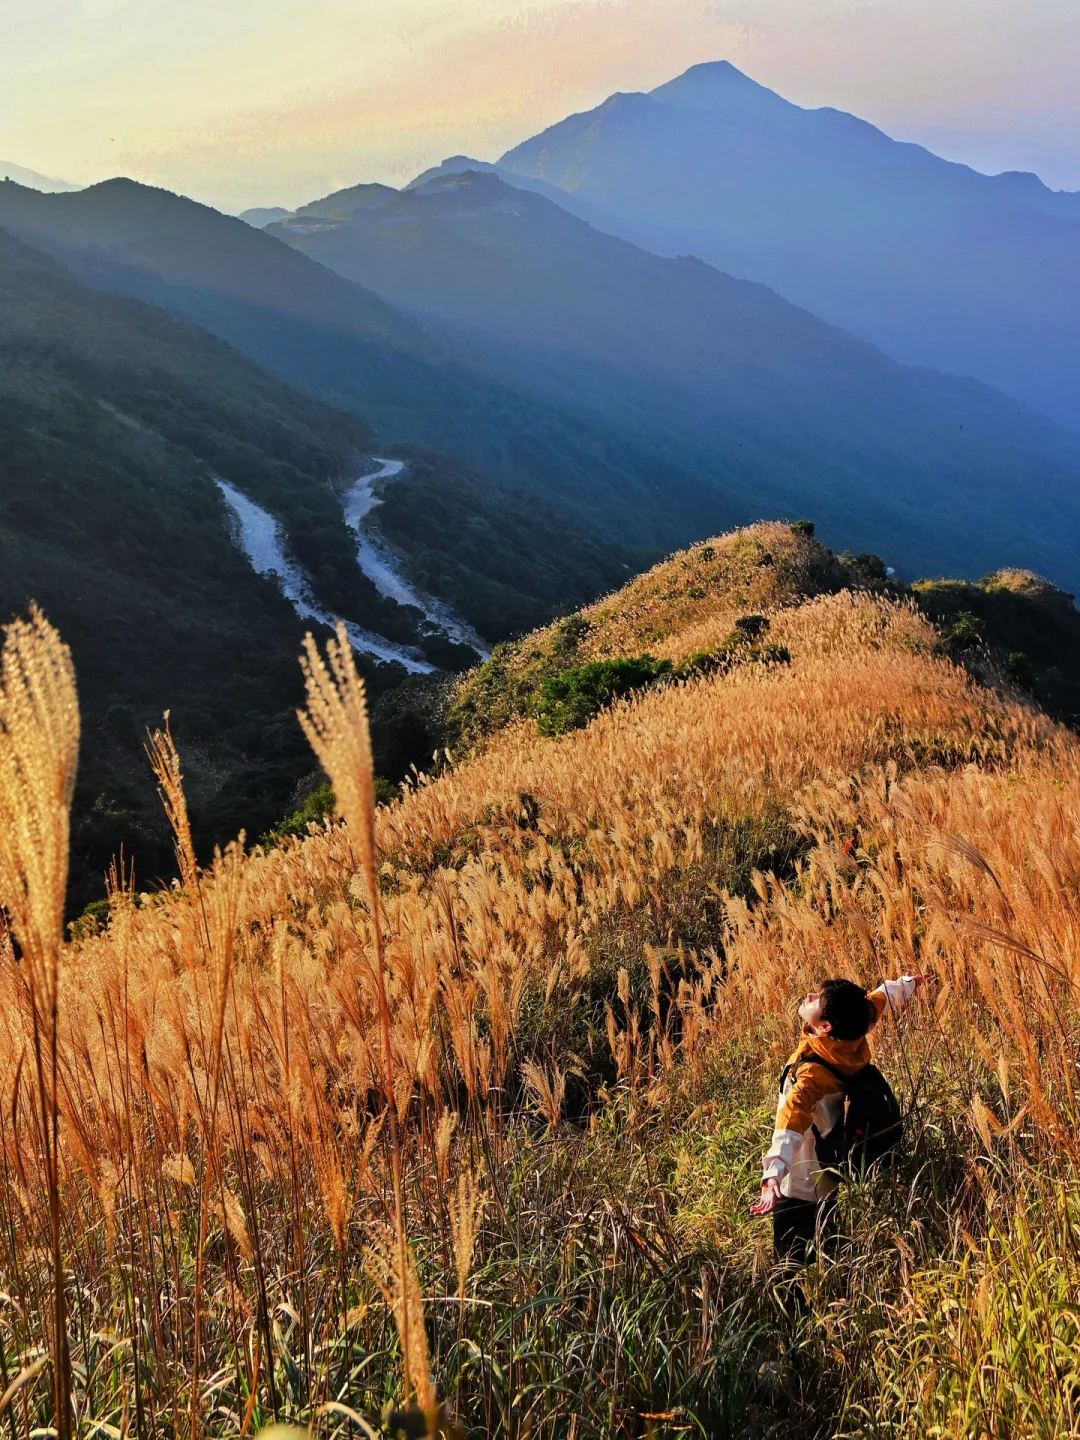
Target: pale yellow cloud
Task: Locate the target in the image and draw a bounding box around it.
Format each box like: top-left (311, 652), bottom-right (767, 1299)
top-left (118, 1), bottom-right (750, 207)
top-left (1, 0), bottom-right (1077, 210)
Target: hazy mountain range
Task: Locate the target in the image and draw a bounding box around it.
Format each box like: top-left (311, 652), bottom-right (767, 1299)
top-left (264, 165), bottom-right (1080, 590)
top-left (497, 61), bottom-right (1080, 433)
top-left (0, 176), bottom-right (714, 552)
top-left (5, 161), bottom-right (1079, 591)
top-left (0, 210), bottom-right (627, 901)
top-left (0, 160), bottom-right (78, 192)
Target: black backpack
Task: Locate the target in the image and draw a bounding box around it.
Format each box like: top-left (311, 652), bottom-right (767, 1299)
top-left (782, 1055), bottom-right (903, 1177)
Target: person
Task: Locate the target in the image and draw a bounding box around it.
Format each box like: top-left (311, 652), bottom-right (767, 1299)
top-left (750, 973), bottom-right (936, 1269)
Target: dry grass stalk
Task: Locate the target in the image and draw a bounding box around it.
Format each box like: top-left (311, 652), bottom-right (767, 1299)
top-left (146, 713), bottom-right (199, 898)
top-left (447, 1168), bottom-right (486, 1303)
top-left (147, 717), bottom-right (248, 1439)
top-left (370, 1224), bottom-right (436, 1415)
top-left (522, 1060), bottom-right (572, 1135)
top-left (0, 607), bottom-right (78, 1440)
top-left (297, 621), bottom-right (415, 1403)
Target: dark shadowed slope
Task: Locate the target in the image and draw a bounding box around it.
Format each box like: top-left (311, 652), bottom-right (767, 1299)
top-left (0, 177), bottom-right (721, 550)
top-left (269, 167), bottom-right (1080, 591)
top-left (0, 223), bottom-right (370, 902)
top-left (500, 61), bottom-right (1080, 431)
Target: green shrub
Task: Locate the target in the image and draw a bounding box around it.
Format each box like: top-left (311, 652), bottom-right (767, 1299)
top-left (69, 895), bottom-right (114, 940)
top-left (675, 648), bottom-right (733, 678)
top-left (1007, 650), bottom-right (1036, 689)
top-left (946, 610), bottom-right (985, 651)
top-left (790, 519), bottom-right (815, 537)
top-left (537, 656), bottom-right (672, 736)
top-left (852, 551), bottom-right (889, 582)
top-left (551, 613), bottom-right (592, 660)
top-left (732, 613), bottom-right (769, 640)
top-left (673, 620), bottom-right (789, 682)
top-left (841, 550), bottom-right (890, 585)
top-left (260, 776), bottom-right (402, 848)
top-left (261, 781), bottom-right (336, 846)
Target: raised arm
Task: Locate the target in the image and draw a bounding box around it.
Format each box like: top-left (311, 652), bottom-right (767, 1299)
top-left (867, 972), bottom-right (936, 1028)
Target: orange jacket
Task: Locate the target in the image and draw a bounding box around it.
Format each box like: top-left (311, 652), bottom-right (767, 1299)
top-left (763, 978), bottom-right (917, 1201)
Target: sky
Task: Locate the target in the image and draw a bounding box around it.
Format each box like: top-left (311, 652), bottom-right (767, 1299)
top-left (1, 0), bottom-right (1078, 213)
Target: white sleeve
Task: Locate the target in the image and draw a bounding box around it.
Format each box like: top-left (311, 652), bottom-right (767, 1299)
top-left (762, 1129), bottom-right (803, 1182)
top-left (879, 976), bottom-right (918, 1013)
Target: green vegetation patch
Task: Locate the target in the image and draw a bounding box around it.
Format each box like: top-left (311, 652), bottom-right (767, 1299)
top-left (537, 655), bottom-right (673, 736)
top-left (369, 444), bottom-right (636, 644)
top-left (914, 570), bottom-right (1080, 728)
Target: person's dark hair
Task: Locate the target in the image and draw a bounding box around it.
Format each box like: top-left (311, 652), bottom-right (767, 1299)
top-left (820, 978), bottom-right (873, 1040)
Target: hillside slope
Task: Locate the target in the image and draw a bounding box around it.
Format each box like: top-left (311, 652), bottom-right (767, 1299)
top-left (270, 168), bottom-right (1080, 590)
top-left (7, 528), bottom-right (1080, 1432)
top-left (0, 223), bottom-right (375, 899)
top-left (448, 520), bottom-right (851, 746)
top-left (501, 60), bottom-right (1080, 431)
top-left (0, 226), bottom-right (626, 904)
top-left (0, 177), bottom-right (719, 550)
top-left (448, 517), bottom-right (1080, 752)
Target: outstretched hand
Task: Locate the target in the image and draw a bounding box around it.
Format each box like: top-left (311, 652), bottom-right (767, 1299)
top-left (750, 1178), bottom-right (783, 1216)
top-left (911, 971), bottom-right (938, 991)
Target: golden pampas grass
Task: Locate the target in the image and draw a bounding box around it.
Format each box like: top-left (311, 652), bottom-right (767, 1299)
top-left (0, 606), bottom-right (78, 1440)
top-left (0, 572), bottom-right (1078, 1432)
top-left (369, 1224), bottom-right (436, 1415)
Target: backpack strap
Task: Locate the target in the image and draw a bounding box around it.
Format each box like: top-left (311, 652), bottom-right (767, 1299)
top-left (784, 1055), bottom-right (866, 1162)
top-left (786, 1053), bottom-right (866, 1089)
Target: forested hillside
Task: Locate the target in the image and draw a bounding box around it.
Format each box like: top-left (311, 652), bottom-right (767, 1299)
top-left (0, 177), bottom-right (719, 550)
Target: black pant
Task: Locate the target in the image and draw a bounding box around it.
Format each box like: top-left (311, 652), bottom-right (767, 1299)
top-left (773, 1193), bottom-right (838, 1269)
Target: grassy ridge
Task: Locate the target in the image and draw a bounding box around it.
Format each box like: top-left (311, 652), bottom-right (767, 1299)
top-left (1, 523), bottom-right (1078, 1436)
top-left (448, 521), bottom-right (1080, 753)
top-left (446, 521), bottom-right (851, 749)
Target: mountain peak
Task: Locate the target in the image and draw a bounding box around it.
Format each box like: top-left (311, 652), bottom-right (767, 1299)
top-left (648, 60), bottom-right (794, 116)
top-left (415, 168), bottom-right (504, 195)
top-left (405, 156), bottom-right (498, 190)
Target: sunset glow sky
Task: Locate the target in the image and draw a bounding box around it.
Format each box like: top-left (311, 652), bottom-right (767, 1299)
top-left (2, 0), bottom-right (1078, 212)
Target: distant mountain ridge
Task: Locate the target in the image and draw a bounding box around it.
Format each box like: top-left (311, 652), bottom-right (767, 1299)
top-left (266, 164), bottom-right (1080, 591)
top-left (499, 61), bottom-right (1080, 431)
top-left (238, 206), bottom-right (291, 228)
top-left (0, 161), bottom-right (79, 193)
top-left (0, 176), bottom-right (713, 551)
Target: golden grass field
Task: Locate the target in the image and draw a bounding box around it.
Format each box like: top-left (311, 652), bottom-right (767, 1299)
top-left (0, 524), bottom-right (1078, 1438)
